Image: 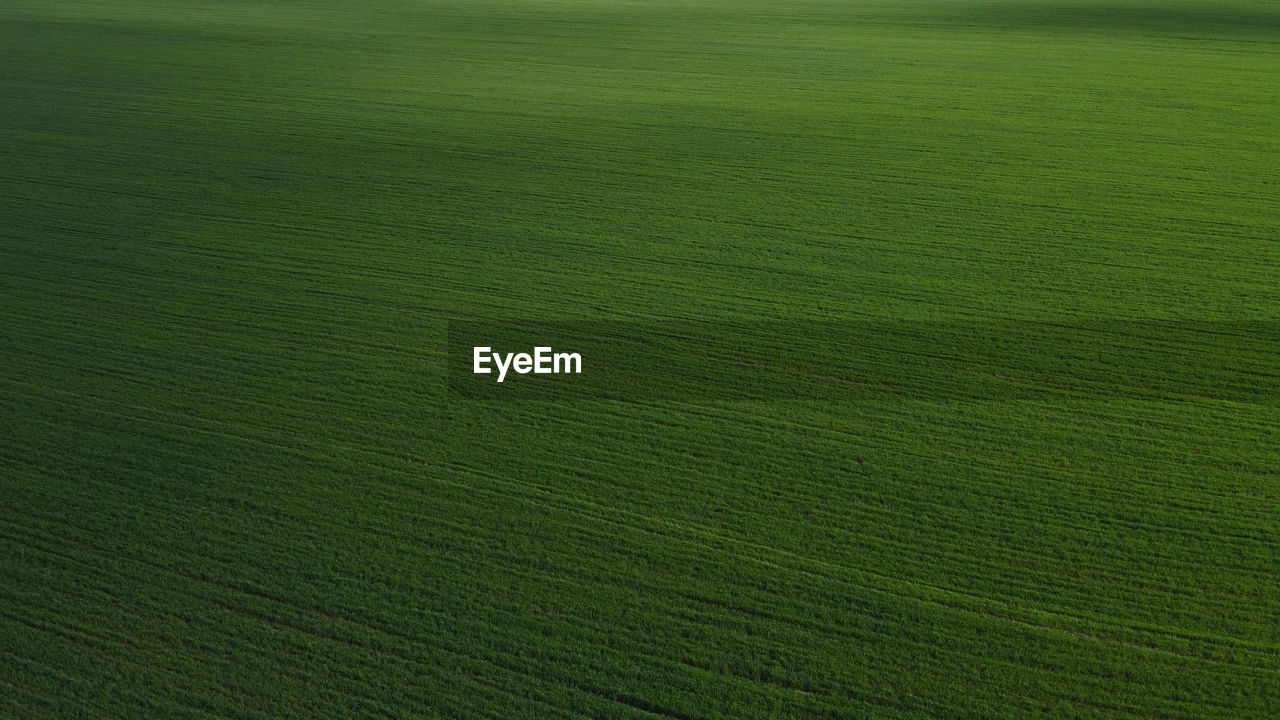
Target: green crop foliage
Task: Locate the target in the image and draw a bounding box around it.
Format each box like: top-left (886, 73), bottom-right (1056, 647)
top-left (2, 1), bottom-right (1277, 718)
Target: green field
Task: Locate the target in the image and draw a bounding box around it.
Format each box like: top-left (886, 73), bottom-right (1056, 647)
top-left (2, 0), bottom-right (1278, 717)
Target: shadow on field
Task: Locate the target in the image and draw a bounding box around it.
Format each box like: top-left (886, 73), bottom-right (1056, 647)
top-left (449, 320), bottom-right (1280, 406)
top-left (923, 1), bottom-right (1280, 36)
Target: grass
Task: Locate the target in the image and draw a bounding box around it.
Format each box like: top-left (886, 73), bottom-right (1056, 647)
top-left (1, 0), bottom-right (1278, 717)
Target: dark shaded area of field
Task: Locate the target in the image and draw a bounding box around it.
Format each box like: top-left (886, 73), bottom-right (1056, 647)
top-left (924, 1), bottom-right (1280, 35)
top-left (450, 320), bottom-right (1280, 404)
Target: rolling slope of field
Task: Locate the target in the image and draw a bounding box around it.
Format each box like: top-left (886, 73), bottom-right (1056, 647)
top-left (2, 1), bottom-right (1278, 717)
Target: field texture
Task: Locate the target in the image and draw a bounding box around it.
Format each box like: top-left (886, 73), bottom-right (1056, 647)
top-left (2, 1), bottom-right (1278, 717)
